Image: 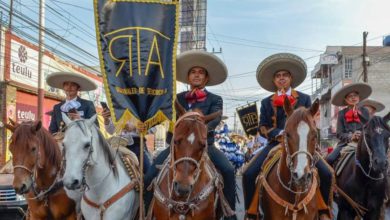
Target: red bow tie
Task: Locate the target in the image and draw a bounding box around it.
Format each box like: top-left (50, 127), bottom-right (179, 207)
top-left (345, 109), bottom-right (361, 123)
top-left (185, 89), bottom-right (207, 104)
top-left (273, 94), bottom-right (296, 107)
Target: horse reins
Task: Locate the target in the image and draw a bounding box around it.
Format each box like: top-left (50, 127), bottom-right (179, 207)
top-left (355, 126), bottom-right (385, 181)
top-left (277, 132), bottom-right (319, 194)
top-left (151, 112), bottom-right (227, 219)
top-left (12, 131), bottom-right (63, 202)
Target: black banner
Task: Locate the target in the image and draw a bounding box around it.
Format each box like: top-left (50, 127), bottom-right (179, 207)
top-left (236, 102), bottom-right (259, 136)
top-left (94, 0), bottom-right (179, 130)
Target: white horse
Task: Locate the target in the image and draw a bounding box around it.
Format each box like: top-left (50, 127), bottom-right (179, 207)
top-left (61, 114), bottom-right (139, 220)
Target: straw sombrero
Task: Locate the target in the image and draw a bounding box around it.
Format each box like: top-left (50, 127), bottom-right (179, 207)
top-left (46, 72), bottom-right (97, 91)
top-left (176, 50), bottom-right (227, 86)
top-left (256, 53), bottom-right (307, 92)
top-left (359, 98), bottom-right (385, 112)
top-left (222, 115), bottom-right (229, 120)
top-left (331, 83), bottom-right (372, 106)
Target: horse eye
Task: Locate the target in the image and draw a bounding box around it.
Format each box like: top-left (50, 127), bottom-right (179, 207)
top-left (84, 143), bottom-right (91, 149)
top-left (31, 147), bottom-right (36, 152)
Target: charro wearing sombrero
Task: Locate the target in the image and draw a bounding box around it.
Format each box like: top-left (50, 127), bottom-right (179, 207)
top-left (326, 83), bottom-right (371, 166)
top-left (359, 98), bottom-right (385, 118)
top-left (46, 71), bottom-right (98, 134)
top-left (242, 53), bottom-right (333, 220)
top-left (144, 50), bottom-right (237, 219)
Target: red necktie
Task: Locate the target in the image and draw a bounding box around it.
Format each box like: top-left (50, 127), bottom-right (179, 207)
top-left (185, 89), bottom-right (207, 104)
top-left (273, 94), bottom-right (296, 107)
top-left (345, 109), bottom-right (361, 123)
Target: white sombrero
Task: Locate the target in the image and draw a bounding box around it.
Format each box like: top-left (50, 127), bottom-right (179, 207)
top-left (256, 53), bottom-right (307, 92)
top-left (359, 98), bottom-right (385, 112)
top-left (331, 83), bottom-right (372, 106)
top-left (46, 72), bottom-right (97, 91)
top-left (176, 50), bottom-right (227, 86)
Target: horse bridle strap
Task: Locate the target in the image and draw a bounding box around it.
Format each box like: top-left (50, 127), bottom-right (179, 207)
top-left (83, 180), bottom-right (137, 220)
top-left (260, 171), bottom-right (318, 218)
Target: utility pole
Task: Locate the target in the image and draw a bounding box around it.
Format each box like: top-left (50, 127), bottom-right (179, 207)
top-left (233, 112), bottom-right (237, 133)
top-left (8, 0), bottom-right (14, 29)
top-left (363, 31), bottom-right (368, 82)
top-left (37, 0), bottom-right (45, 120)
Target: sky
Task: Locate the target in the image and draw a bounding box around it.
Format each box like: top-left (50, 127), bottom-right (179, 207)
top-left (5, 0), bottom-right (390, 131)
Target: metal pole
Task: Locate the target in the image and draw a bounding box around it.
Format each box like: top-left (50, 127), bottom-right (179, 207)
top-left (139, 133), bottom-right (145, 220)
top-left (363, 31), bottom-right (368, 83)
top-left (8, 0), bottom-right (13, 29)
top-left (37, 0), bottom-right (45, 120)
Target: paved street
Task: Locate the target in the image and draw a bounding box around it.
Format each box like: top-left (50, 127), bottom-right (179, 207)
top-left (236, 175), bottom-right (245, 220)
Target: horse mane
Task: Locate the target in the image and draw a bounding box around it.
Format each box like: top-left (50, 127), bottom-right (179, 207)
top-left (72, 120), bottom-right (118, 177)
top-left (11, 121), bottom-right (61, 168)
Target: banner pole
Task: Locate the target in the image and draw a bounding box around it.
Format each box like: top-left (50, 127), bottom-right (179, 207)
top-left (139, 132), bottom-right (145, 220)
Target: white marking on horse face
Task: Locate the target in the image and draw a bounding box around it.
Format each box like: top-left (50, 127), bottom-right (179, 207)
top-left (375, 127), bottom-right (383, 135)
top-left (295, 121), bottom-right (310, 179)
top-left (187, 132), bottom-right (195, 145)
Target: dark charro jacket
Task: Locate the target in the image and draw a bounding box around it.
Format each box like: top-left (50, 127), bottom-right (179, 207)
top-left (336, 106), bottom-right (369, 144)
top-left (49, 97), bottom-right (99, 134)
top-left (177, 90), bottom-right (222, 145)
top-left (259, 90), bottom-right (311, 141)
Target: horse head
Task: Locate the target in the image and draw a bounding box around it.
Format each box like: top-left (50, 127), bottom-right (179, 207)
top-left (6, 120), bottom-right (55, 194)
top-left (171, 101), bottom-right (221, 198)
top-left (359, 115), bottom-right (390, 174)
top-left (282, 98), bottom-right (319, 188)
top-left (61, 113), bottom-right (116, 190)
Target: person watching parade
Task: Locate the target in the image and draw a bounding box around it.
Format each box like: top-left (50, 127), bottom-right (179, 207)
top-left (101, 108), bottom-right (151, 173)
top-left (46, 71), bottom-right (99, 134)
top-left (358, 98), bottom-right (385, 118)
top-left (144, 50), bottom-right (237, 220)
top-left (242, 53), bottom-right (333, 220)
top-left (326, 83), bottom-right (371, 166)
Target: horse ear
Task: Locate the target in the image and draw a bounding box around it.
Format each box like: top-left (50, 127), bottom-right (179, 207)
top-left (61, 112), bottom-right (72, 125)
top-left (283, 96), bottom-right (293, 117)
top-left (86, 114), bottom-right (97, 128)
top-left (204, 110), bottom-right (222, 123)
top-left (32, 121), bottom-right (42, 132)
top-left (8, 118), bottom-right (18, 127)
top-left (175, 99), bottom-right (186, 118)
top-left (5, 123), bottom-right (16, 132)
top-left (310, 99), bottom-right (320, 116)
top-left (383, 111), bottom-right (390, 125)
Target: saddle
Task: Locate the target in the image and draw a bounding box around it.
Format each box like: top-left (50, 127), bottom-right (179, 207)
top-left (247, 145), bottom-right (282, 217)
top-left (111, 145), bottom-right (141, 191)
top-left (334, 143), bottom-right (356, 176)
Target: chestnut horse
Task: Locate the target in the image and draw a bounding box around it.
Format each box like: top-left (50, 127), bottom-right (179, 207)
top-left (149, 103), bottom-right (232, 220)
top-left (259, 99), bottom-right (322, 220)
top-left (6, 120), bottom-right (76, 220)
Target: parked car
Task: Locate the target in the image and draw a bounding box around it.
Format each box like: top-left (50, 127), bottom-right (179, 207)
top-left (0, 161), bottom-right (27, 220)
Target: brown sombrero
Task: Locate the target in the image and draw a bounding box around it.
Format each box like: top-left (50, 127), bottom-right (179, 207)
top-left (359, 98), bottom-right (385, 112)
top-left (46, 72), bottom-right (97, 91)
top-left (176, 50), bottom-right (227, 86)
top-left (331, 83), bottom-right (372, 106)
top-left (256, 53), bottom-right (307, 92)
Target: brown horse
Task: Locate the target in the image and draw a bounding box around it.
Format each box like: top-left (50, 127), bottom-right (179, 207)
top-left (6, 120), bottom-right (77, 220)
top-left (149, 103), bottom-right (231, 220)
top-left (259, 99), bottom-right (323, 220)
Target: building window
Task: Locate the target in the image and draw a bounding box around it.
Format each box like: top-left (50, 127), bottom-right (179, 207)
top-left (344, 58), bottom-right (352, 78)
